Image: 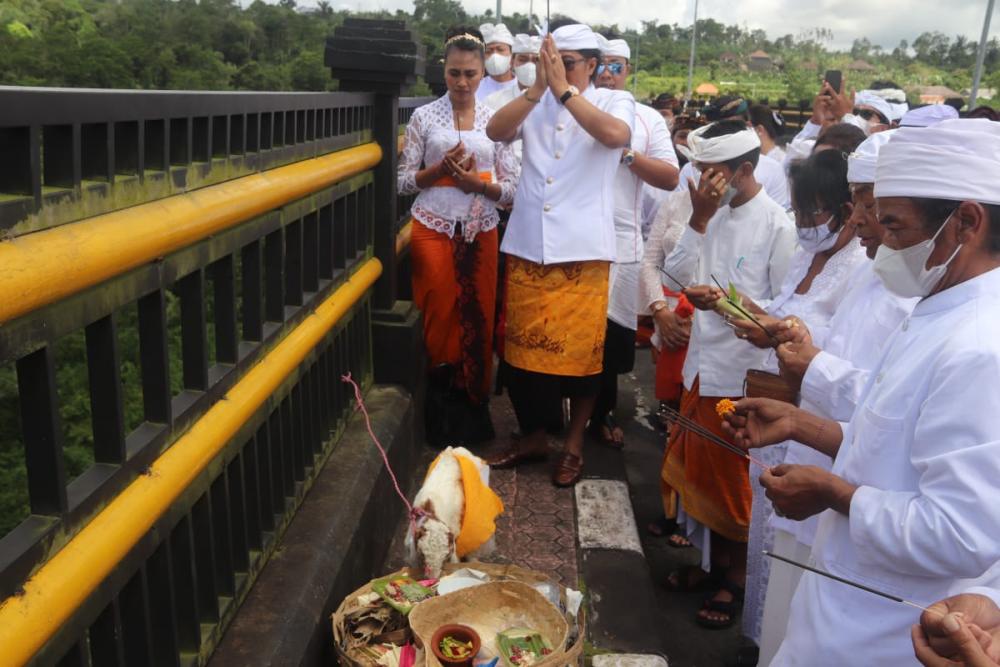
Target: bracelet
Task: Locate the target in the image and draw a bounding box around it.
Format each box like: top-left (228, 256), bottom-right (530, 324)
top-left (524, 91), bottom-right (541, 104)
top-left (481, 181), bottom-right (488, 195)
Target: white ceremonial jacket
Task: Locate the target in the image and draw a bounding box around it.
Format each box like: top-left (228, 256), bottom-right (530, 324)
top-left (776, 259), bottom-right (918, 546)
top-left (773, 267), bottom-right (1000, 666)
top-left (663, 189), bottom-right (797, 397)
top-left (501, 84), bottom-right (636, 264)
top-left (607, 104), bottom-right (678, 328)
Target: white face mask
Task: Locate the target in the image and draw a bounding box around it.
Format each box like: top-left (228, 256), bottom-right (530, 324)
top-left (845, 113), bottom-right (874, 137)
top-left (797, 215), bottom-right (839, 253)
top-left (719, 184), bottom-right (738, 207)
top-left (873, 213), bottom-right (962, 297)
top-left (485, 53), bottom-right (511, 77)
top-left (514, 62), bottom-right (536, 87)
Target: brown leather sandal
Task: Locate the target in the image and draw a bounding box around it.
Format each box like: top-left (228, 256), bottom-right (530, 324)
top-left (488, 443), bottom-right (548, 469)
top-left (552, 452), bottom-right (583, 487)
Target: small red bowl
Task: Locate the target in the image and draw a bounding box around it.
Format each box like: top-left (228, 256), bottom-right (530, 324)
top-left (431, 624), bottom-right (481, 667)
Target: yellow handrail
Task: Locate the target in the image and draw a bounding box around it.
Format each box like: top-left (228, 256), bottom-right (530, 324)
top-left (0, 258), bottom-right (383, 665)
top-left (0, 142), bottom-right (382, 326)
top-left (395, 220), bottom-right (413, 256)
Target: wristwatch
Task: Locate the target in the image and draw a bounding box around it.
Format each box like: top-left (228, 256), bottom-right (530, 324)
top-left (558, 85), bottom-right (580, 105)
top-left (651, 301), bottom-right (669, 314)
top-left (621, 149), bottom-right (636, 166)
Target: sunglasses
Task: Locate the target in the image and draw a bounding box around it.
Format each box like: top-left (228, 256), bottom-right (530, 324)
top-left (561, 57), bottom-right (586, 70)
top-left (597, 62), bottom-right (625, 76)
top-left (853, 108), bottom-right (887, 124)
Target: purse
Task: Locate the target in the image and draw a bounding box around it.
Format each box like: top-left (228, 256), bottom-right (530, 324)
top-left (744, 369), bottom-right (799, 405)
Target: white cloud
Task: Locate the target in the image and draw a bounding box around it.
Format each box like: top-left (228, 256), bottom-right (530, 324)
top-left (293, 0), bottom-right (997, 51)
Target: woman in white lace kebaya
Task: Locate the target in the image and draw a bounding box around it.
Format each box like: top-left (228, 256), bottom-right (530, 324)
top-left (728, 149), bottom-right (866, 650)
top-left (397, 27), bottom-right (519, 446)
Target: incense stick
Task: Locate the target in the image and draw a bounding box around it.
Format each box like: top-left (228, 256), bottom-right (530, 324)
top-left (658, 266), bottom-right (687, 290)
top-left (763, 551), bottom-right (934, 614)
top-left (663, 406), bottom-right (769, 469)
top-left (709, 274), bottom-right (781, 345)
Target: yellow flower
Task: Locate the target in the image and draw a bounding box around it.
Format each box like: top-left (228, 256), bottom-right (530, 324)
top-left (715, 399), bottom-right (736, 418)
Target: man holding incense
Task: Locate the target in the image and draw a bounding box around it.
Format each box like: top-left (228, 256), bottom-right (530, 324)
top-left (723, 119), bottom-right (1000, 665)
top-left (486, 23), bottom-right (634, 487)
top-left (658, 119), bottom-right (795, 628)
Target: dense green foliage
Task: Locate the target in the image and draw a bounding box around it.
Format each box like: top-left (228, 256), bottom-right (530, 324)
top-left (1, 0), bottom-right (998, 102)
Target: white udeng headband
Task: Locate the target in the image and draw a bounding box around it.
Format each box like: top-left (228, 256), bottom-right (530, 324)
top-left (875, 119), bottom-right (1000, 205)
top-left (678, 124), bottom-right (761, 164)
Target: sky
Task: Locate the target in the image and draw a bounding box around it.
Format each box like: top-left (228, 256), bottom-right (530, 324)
top-left (285, 0), bottom-right (998, 52)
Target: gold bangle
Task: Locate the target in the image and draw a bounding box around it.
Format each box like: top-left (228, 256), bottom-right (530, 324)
top-left (524, 91), bottom-right (541, 104)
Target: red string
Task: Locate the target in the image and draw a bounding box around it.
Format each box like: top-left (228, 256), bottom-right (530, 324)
top-left (341, 373), bottom-right (426, 530)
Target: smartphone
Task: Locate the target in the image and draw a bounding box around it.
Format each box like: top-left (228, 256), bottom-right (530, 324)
top-left (824, 70), bottom-right (842, 95)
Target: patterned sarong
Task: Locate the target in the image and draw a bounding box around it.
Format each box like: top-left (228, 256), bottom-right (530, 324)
top-left (504, 257), bottom-right (610, 377)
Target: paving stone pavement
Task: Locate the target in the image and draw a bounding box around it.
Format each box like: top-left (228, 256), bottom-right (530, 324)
top-left (383, 396), bottom-right (579, 588)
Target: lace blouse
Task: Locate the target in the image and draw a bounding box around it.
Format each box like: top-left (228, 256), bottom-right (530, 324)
top-left (397, 95), bottom-right (519, 242)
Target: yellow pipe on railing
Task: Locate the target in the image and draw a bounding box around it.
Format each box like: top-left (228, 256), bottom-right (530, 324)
top-left (0, 142), bottom-right (382, 326)
top-left (0, 258), bottom-right (383, 665)
top-left (395, 220), bottom-right (412, 256)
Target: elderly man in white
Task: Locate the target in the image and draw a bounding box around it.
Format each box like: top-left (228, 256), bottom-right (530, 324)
top-left (751, 130), bottom-right (919, 664)
top-left (587, 34), bottom-right (679, 446)
top-left (486, 23), bottom-right (634, 487)
top-left (723, 118), bottom-right (1000, 665)
top-left (477, 23), bottom-right (518, 101)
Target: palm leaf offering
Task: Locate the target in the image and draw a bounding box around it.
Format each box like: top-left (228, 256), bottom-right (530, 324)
top-left (497, 628), bottom-right (553, 667)
top-left (710, 275), bottom-right (780, 345)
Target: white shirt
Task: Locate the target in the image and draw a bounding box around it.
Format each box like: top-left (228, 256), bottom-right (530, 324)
top-left (484, 86), bottom-right (524, 163)
top-left (501, 85), bottom-right (636, 264)
top-left (612, 104), bottom-right (677, 264)
top-left (773, 267), bottom-right (1000, 666)
top-left (663, 189), bottom-right (797, 396)
top-left (800, 260), bottom-right (919, 423)
top-left (639, 188), bottom-right (691, 314)
top-left (397, 95), bottom-right (519, 240)
top-left (476, 75), bottom-right (519, 101)
top-left (607, 104), bottom-right (678, 328)
top-left (676, 153), bottom-right (790, 209)
top-left (759, 242), bottom-right (867, 540)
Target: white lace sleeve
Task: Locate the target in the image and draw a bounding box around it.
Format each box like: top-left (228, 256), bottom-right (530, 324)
top-left (494, 140), bottom-right (519, 207)
top-left (397, 111), bottom-right (426, 196)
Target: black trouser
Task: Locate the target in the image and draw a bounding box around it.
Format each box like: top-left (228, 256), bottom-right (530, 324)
top-left (506, 365), bottom-right (600, 435)
top-left (592, 319), bottom-right (637, 424)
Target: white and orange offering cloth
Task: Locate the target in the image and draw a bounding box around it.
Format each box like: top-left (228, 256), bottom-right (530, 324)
top-left (425, 448), bottom-right (505, 558)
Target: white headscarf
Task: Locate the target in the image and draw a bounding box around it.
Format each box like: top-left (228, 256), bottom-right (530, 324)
top-left (552, 24), bottom-right (599, 51)
top-left (854, 91), bottom-right (894, 123)
top-left (479, 23), bottom-right (514, 46)
top-left (677, 122), bottom-right (761, 164)
top-left (847, 130), bottom-right (897, 184)
top-left (512, 33), bottom-right (541, 54)
top-left (900, 104), bottom-right (960, 128)
top-left (595, 34), bottom-right (630, 59)
top-left (875, 119), bottom-right (1000, 205)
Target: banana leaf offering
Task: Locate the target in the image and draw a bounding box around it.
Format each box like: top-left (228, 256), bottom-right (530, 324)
top-left (497, 628), bottom-right (553, 667)
top-left (372, 575), bottom-right (435, 615)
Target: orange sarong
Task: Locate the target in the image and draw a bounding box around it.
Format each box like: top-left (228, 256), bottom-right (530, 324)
top-left (654, 290), bottom-right (694, 402)
top-left (411, 221), bottom-right (498, 402)
top-left (660, 376), bottom-right (751, 542)
top-left (504, 257), bottom-right (609, 377)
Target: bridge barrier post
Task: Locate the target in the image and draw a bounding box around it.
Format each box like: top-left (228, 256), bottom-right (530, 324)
top-left (327, 18), bottom-right (427, 395)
